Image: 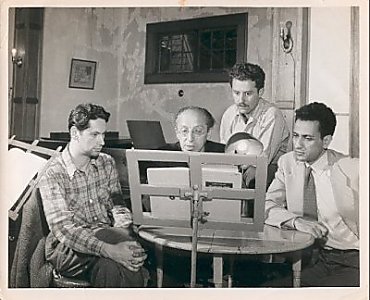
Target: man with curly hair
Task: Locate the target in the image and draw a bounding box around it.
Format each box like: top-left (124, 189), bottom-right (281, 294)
top-left (220, 62), bottom-right (290, 186)
top-left (39, 103), bottom-right (148, 287)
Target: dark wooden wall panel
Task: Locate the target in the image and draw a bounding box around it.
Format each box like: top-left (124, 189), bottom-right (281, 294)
top-left (10, 8), bottom-right (43, 140)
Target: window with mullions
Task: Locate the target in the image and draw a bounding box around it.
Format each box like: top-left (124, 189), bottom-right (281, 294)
top-left (158, 33), bottom-right (197, 73)
top-left (145, 13), bottom-right (247, 84)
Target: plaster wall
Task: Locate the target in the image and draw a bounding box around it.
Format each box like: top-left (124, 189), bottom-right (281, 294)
top-left (308, 7), bottom-right (351, 154)
top-left (39, 7), bottom-right (353, 153)
top-left (40, 7), bottom-right (274, 142)
top-left (40, 8), bottom-right (121, 135)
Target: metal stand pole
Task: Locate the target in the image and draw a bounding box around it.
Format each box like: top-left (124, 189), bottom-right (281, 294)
top-left (190, 185), bottom-right (200, 288)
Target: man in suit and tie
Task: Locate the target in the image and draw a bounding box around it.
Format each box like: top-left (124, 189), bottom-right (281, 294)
top-left (220, 62), bottom-right (290, 186)
top-left (264, 102), bottom-right (359, 286)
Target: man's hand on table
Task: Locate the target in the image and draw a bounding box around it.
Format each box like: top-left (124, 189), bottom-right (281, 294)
top-left (294, 217), bottom-right (328, 239)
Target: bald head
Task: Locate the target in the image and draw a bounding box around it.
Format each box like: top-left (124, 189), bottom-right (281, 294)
top-left (174, 106), bottom-right (215, 130)
top-left (225, 132), bottom-right (263, 156)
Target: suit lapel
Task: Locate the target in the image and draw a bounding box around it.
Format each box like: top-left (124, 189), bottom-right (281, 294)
top-left (286, 159), bottom-right (306, 215)
top-left (325, 150), bottom-right (359, 236)
top-left (330, 162), bottom-right (359, 237)
top-left (283, 150), bottom-right (358, 237)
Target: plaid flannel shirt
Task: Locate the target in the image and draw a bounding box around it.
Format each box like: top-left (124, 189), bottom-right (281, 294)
top-left (39, 145), bottom-right (125, 257)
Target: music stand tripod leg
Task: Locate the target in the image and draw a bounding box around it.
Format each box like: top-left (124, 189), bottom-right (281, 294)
top-left (291, 251), bottom-right (302, 287)
top-left (190, 184), bottom-right (203, 288)
top-left (190, 213), bottom-right (199, 288)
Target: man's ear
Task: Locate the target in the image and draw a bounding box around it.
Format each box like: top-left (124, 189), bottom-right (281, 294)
top-left (322, 135), bottom-right (333, 149)
top-left (70, 126), bottom-right (79, 141)
top-left (207, 129), bottom-right (212, 139)
top-left (174, 126), bottom-right (181, 141)
top-left (258, 87), bottom-right (265, 97)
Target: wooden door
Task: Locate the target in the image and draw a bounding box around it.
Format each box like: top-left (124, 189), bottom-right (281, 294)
top-left (10, 8), bottom-right (44, 140)
top-left (271, 8), bottom-right (309, 151)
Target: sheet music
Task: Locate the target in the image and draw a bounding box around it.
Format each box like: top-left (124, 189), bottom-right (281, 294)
top-left (147, 165), bottom-right (242, 222)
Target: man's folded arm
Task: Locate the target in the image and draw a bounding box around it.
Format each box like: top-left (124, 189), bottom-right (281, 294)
top-left (264, 163), bottom-right (298, 228)
top-left (105, 155), bottom-right (128, 207)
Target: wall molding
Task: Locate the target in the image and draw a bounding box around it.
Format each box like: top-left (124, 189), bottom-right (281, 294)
top-left (349, 7), bottom-right (359, 158)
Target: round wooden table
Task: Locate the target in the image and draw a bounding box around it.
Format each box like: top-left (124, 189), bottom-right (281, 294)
top-left (138, 225), bottom-right (314, 288)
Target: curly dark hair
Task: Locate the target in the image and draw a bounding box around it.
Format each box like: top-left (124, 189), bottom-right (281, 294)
top-left (229, 62), bottom-right (265, 91)
top-left (68, 103), bottom-right (111, 131)
top-left (174, 106), bottom-right (215, 130)
top-left (295, 102), bottom-right (337, 138)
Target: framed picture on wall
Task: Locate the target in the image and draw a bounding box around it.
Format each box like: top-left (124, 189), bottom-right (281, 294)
top-left (68, 58), bottom-right (97, 89)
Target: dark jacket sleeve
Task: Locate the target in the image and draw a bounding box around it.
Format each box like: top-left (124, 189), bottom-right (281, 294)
top-left (204, 140), bottom-right (225, 153)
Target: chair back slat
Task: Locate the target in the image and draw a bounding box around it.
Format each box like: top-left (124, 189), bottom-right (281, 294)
top-left (8, 138), bottom-right (62, 221)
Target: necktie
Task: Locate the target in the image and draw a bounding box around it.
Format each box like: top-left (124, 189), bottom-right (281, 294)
top-left (303, 165), bottom-right (318, 220)
top-left (240, 113), bottom-right (248, 124)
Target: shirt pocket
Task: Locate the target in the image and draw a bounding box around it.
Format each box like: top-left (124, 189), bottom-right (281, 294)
top-left (67, 193), bottom-right (86, 224)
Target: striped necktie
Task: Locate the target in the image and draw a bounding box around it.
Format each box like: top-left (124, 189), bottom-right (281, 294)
top-left (303, 165), bottom-right (318, 220)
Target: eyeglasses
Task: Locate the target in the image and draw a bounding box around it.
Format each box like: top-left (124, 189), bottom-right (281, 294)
top-left (177, 126), bottom-right (208, 138)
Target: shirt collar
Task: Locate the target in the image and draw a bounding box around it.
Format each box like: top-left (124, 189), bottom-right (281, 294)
top-left (305, 150), bottom-right (329, 175)
top-left (235, 98), bottom-right (265, 122)
top-left (61, 144), bottom-right (98, 179)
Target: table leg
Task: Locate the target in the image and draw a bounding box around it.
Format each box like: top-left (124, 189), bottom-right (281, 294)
top-left (227, 257), bottom-right (234, 288)
top-left (291, 251), bottom-right (302, 288)
top-left (213, 255), bottom-right (223, 288)
top-left (155, 243), bottom-right (163, 288)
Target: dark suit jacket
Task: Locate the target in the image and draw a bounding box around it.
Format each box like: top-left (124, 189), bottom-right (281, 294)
top-left (139, 140), bottom-right (225, 211)
top-left (161, 140), bottom-right (225, 153)
top-left (140, 140), bottom-right (225, 176)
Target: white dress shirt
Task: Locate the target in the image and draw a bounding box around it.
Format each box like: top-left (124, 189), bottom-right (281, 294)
top-left (220, 99), bottom-right (290, 164)
top-left (310, 152), bottom-right (359, 250)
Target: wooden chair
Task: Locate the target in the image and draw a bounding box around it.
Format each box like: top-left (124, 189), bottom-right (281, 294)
top-left (7, 137), bottom-right (62, 221)
top-left (8, 137), bottom-right (90, 288)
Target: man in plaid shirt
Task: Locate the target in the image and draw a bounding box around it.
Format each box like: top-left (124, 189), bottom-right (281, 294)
top-left (39, 103), bottom-right (148, 287)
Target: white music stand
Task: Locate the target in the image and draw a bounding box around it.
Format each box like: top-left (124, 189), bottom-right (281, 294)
top-left (126, 149), bottom-right (268, 287)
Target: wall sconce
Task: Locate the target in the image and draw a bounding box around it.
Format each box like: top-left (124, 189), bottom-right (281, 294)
top-left (11, 48), bottom-right (23, 67)
top-left (280, 21), bottom-right (293, 53)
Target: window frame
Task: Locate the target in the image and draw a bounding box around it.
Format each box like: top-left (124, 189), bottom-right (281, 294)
top-left (144, 13), bottom-right (248, 84)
